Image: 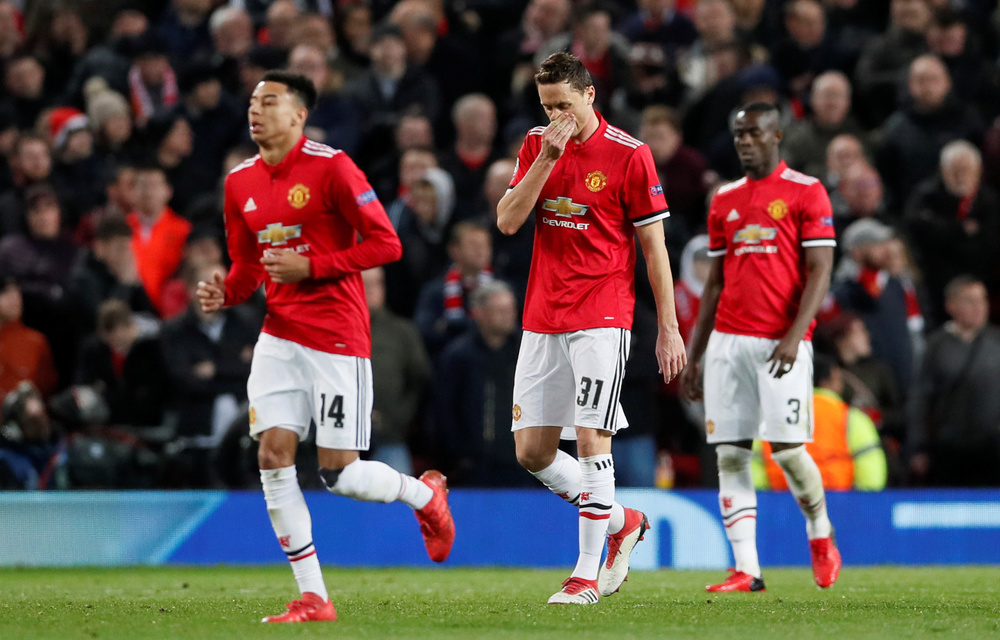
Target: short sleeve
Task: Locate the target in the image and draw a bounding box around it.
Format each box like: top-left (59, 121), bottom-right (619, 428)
top-left (706, 192), bottom-right (727, 257)
top-left (623, 145), bottom-right (670, 227)
top-left (509, 130), bottom-right (540, 189)
top-left (800, 181), bottom-right (837, 248)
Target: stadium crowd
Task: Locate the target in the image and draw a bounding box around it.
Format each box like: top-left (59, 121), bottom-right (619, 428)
top-left (1, 0), bottom-right (999, 490)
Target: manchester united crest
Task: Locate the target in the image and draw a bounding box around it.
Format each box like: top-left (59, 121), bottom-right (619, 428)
top-left (706, 419), bottom-right (715, 434)
top-left (288, 183), bottom-right (311, 209)
top-left (249, 406), bottom-right (257, 425)
top-left (512, 404), bottom-right (522, 421)
top-left (585, 170), bottom-right (607, 192)
top-left (767, 199), bottom-right (788, 220)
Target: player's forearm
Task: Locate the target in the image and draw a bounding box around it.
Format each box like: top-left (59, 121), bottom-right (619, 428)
top-left (637, 224), bottom-right (679, 332)
top-left (687, 258), bottom-right (724, 361)
top-left (786, 247), bottom-right (833, 342)
top-left (224, 262), bottom-right (265, 307)
top-left (496, 157), bottom-right (557, 235)
top-left (310, 227), bottom-right (403, 279)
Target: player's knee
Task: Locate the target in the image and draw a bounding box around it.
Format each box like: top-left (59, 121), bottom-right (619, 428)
top-left (258, 442), bottom-right (295, 470)
top-left (515, 447), bottom-right (554, 473)
top-left (716, 444), bottom-right (752, 473)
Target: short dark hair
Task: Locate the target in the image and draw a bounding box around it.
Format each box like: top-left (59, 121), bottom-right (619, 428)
top-left (737, 101), bottom-right (782, 120)
top-left (262, 70), bottom-right (317, 110)
top-left (535, 52), bottom-right (593, 94)
top-left (813, 352), bottom-right (838, 387)
top-left (944, 274), bottom-right (983, 301)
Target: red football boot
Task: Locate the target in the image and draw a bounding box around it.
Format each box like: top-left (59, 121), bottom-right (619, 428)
top-left (414, 470), bottom-right (455, 563)
top-left (261, 592), bottom-right (337, 623)
top-left (706, 570), bottom-right (766, 593)
top-left (810, 535), bottom-right (842, 588)
top-left (598, 507), bottom-right (650, 596)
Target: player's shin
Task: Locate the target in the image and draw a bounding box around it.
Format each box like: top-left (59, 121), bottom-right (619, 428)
top-left (261, 466), bottom-right (328, 600)
top-left (771, 445), bottom-right (832, 539)
top-left (716, 444), bottom-right (761, 578)
top-left (530, 449), bottom-right (626, 531)
top-left (319, 459), bottom-right (431, 509)
top-left (572, 454), bottom-right (616, 580)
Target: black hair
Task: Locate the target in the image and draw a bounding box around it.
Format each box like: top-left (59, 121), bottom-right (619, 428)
top-left (535, 52), bottom-right (593, 94)
top-left (737, 101), bottom-right (782, 120)
top-left (261, 70), bottom-right (317, 110)
top-left (813, 352), bottom-right (838, 388)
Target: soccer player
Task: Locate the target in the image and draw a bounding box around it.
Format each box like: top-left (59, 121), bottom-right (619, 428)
top-left (497, 52), bottom-right (687, 605)
top-left (197, 71), bottom-right (454, 623)
top-left (680, 102), bottom-right (842, 592)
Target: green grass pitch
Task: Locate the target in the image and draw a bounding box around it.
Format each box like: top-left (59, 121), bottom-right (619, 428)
top-left (0, 567), bottom-right (997, 639)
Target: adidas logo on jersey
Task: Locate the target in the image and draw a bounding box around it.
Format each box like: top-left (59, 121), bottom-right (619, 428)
top-left (244, 197), bottom-right (257, 212)
top-left (726, 209), bottom-right (740, 222)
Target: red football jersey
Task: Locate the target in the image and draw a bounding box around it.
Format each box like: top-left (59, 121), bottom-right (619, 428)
top-left (223, 137), bottom-right (402, 357)
top-left (707, 161), bottom-right (836, 340)
top-left (511, 113), bottom-right (669, 333)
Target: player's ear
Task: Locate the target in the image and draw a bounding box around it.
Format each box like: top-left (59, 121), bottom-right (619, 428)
top-left (586, 85), bottom-right (595, 106)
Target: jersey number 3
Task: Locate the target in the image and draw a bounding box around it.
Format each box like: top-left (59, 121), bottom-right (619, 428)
top-left (320, 393), bottom-right (345, 428)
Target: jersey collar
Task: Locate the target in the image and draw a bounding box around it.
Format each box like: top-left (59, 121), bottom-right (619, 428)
top-left (566, 111), bottom-right (607, 150)
top-left (259, 135), bottom-right (308, 177)
top-left (748, 159), bottom-right (788, 183)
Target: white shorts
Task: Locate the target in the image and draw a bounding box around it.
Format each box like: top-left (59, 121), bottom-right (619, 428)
top-left (511, 328), bottom-right (630, 439)
top-left (703, 331), bottom-right (814, 444)
top-left (246, 333), bottom-right (373, 451)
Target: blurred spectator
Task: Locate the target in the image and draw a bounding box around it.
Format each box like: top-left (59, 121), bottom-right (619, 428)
top-left (61, 9), bottom-right (148, 108)
top-left (363, 267), bottom-right (431, 475)
top-left (925, 7), bottom-right (999, 121)
top-left (335, 0), bottom-right (373, 69)
top-left (816, 312), bottom-right (905, 452)
top-left (434, 280), bottom-right (527, 486)
top-left (415, 222), bottom-right (494, 359)
top-left (159, 224), bottom-right (225, 320)
top-left (678, 0), bottom-right (737, 94)
top-left (85, 79), bottom-right (138, 167)
top-left (347, 23), bottom-right (441, 170)
top-left (74, 299), bottom-right (168, 428)
top-left (155, 0), bottom-right (214, 63)
top-left (0, 1), bottom-right (25, 62)
top-left (125, 32), bottom-right (180, 128)
top-left (71, 216), bottom-right (156, 334)
top-left (909, 276), bottom-right (1000, 486)
top-left (0, 277), bottom-right (57, 401)
top-left (832, 163), bottom-right (891, 238)
top-left (754, 354), bottom-right (887, 491)
top-left (680, 39), bottom-right (755, 152)
top-left (389, 0), bottom-right (480, 117)
top-left (0, 133), bottom-right (53, 236)
top-left (2, 54), bottom-right (48, 130)
top-left (640, 105), bottom-right (709, 237)
top-left (538, 4), bottom-right (633, 116)
top-left (287, 43), bottom-right (361, 154)
top-left (614, 41), bottom-right (687, 129)
top-left (145, 112), bottom-right (201, 215)
top-left (853, 0), bottom-right (931, 127)
top-left (0, 184), bottom-right (80, 382)
top-left (674, 235), bottom-right (711, 345)
top-left (876, 54), bottom-right (984, 207)
top-left (905, 140), bottom-right (1000, 324)
top-left (207, 5), bottom-right (254, 96)
top-left (47, 107), bottom-right (105, 230)
top-left (833, 218), bottom-right (914, 392)
top-left (782, 71), bottom-right (867, 180)
top-left (33, 6), bottom-right (89, 98)
top-left (0, 381), bottom-right (60, 490)
top-left (481, 158), bottom-right (533, 300)
top-left (618, 0), bottom-right (698, 56)
top-left (385, 159), bottom-right (450, 316)
top-left (368, 113), bottom-right (435, 203)
top-left (771, 0), bottom-right (850, 101)
top-left (440, 94), bottom-right (501, 218)
top-left (160, 263), bottom-right (256, 487)
top-left (126, 165), bottom-right (192, 315)
top-left (495, 0), bottom-right (571, 102)
top-left (885, 235), bottom-right (927, 367)
top-left (262, 0), bottom-right (300, 54)
top-left (74, 163), bottom-right (138, 246)
top-left (823, 132), bottom-right (866, 190)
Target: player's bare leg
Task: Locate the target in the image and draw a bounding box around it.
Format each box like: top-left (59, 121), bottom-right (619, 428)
top-left (258, 427), bottom-right (336, 622)
top-left (771, 442), bottom-right (841, 588)
top-left (317, 448), bottom-right (455, 563)
top-left (707, 441), bottom-right (766, 593)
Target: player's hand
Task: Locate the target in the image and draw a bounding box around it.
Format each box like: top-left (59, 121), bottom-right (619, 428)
top-left (541, 112), bottom-right (575, 160)
top-left (196, 270), bottom-right (225, 313)
top-left (679, 359), bottom-right (703, 402)
top-left (656, 328), bottom-right (687, 384)
top-left (767, 336), bottom-right (799, 378)
top-left (262, 249), bottom-right (310, 284)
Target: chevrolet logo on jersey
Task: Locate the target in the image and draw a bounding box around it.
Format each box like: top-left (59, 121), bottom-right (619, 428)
top-left (733, 224), bottom-right (777, 244)
top-left (542, 197), bottom-right (589, 218)
top-left (257, 223), bottom-right (303, 246)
